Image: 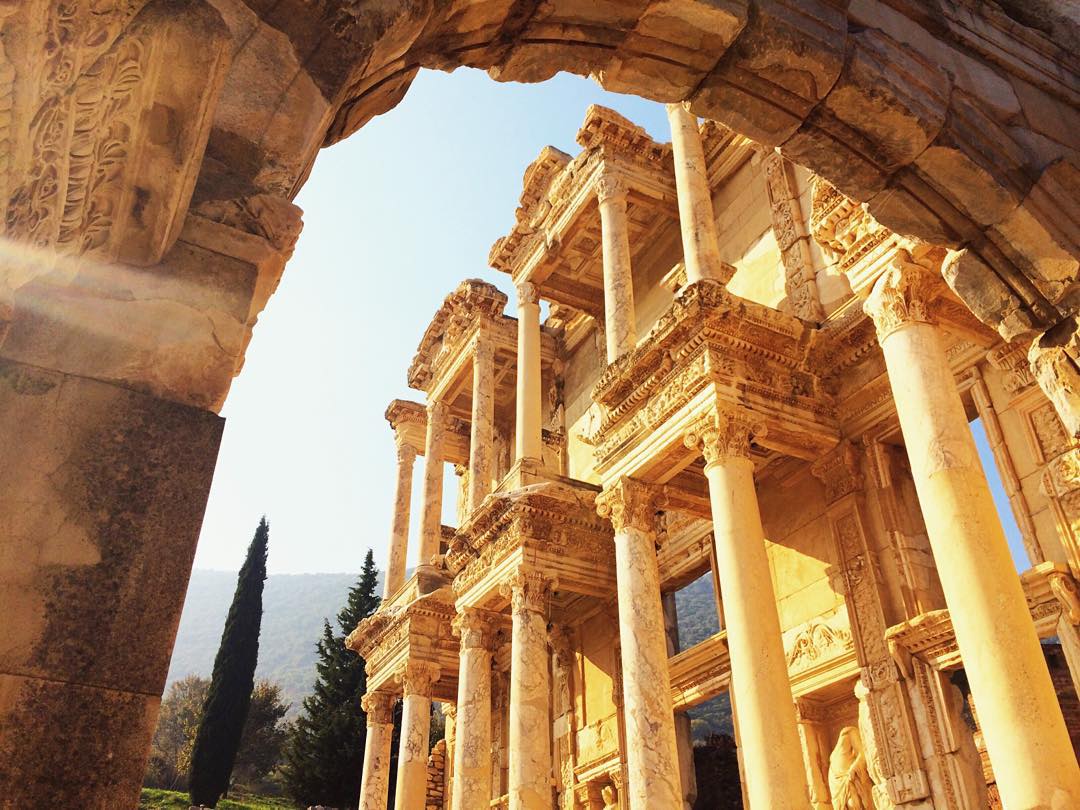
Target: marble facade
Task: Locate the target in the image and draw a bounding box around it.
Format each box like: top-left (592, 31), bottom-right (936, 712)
top-left (350, 105), bottom-right (1080, 809)
top-left (3, 2), bottom-right (1080, 807)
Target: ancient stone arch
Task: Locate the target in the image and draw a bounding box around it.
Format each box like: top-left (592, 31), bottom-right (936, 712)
top-left (0, 1), bottom-right (1077, 806)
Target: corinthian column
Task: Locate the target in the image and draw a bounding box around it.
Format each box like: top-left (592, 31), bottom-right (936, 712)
top-left (385, 436), bottom-right (416, 598)
top-left (452, 608), bottom-right (496, 809)
top-left (596, 173), bottom-right (637, 363)
top-left (685, 408), bottom-right (808, 808)
top-left (515, 281), bottom-right (543, 463)
top-left (865, 261), bottom-right (1080, 808)
top-left (503, 569), bottom-right (554, 810)
top-left (359, 692), bottom-right (397, 810)
top-left (393, 662), bottom-right (441, 810)
top-left (596, 478), bottom-right (682, 810)
top-left (469, 334), bottom-right (495, 514)
top-left (418, 400), bottom-right (447, 567)
top-left (666, 103), bottom-right (725, 285)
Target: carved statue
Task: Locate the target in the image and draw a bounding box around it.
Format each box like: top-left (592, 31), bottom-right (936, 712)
top-left (854, 679), bottom-right (891, 809)
top-left (601, 784), bottom-right (618, 810)
top-left (828, 727), bottom-right (873, 810)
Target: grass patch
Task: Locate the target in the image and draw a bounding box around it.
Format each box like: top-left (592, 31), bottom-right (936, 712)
top-left (140, 788), bottom-right (296, 809)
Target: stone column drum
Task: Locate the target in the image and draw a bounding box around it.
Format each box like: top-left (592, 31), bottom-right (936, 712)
top-left (516, 281), bottom-right (544, 463)
top-left (419, 401), bottom-right (447, 567)
top-left (359, 692), bottom-right (397, 810)
top-left (393, 662), bottom-right (441, 810)
top-left (596, 173), bottom-right (637, 363)
top-left (384, 437), bottom-right (417, 598)
top-left (685, 407), bottom-right (810, 808)
top-left (596, 478), bottom-right (683, 810)
top-left (504, 570), bottom-right (555, 810)
top-left (865, 262), bottom-right (1080, 808)
top-left (468, 334), bottom-right (496, 514)
top-left (452, 608), bottom-right (496, 808)
top-left (666, 103), bottom-right (726, 285)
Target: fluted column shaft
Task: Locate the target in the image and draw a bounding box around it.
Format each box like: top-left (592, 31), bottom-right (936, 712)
top-left (505, 570), bottom-right (553, 810)
top-left (597, 478), bottom-right (682, 810)
top-left (452, 609), bottom-right (495, 809)
top-left (865, 263), bottom-right (1080, 808)
top-left (393, 663), bottom-right (440, 810)
top-left (666, 103), bottom-right (725, 284)
top-left (686, 408), bottom-right (808, 809)
top-left (596, 174), bottom-right (637, 363)
top-left (418, 400), bottom-right (447, 566)
top-left (384, 438), bottom-right (416, 598)
top-left (468, 335), bottom-right (495, 515)
top-left (359, 692), bottom-right (397, 810)
top-left (515, 282), bottom-right (543, 463)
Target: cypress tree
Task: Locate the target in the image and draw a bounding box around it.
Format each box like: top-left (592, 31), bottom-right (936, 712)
top-left (189, 517), bottom-right (270, 807)
top-left (281, 549), bottom-right (382, 808)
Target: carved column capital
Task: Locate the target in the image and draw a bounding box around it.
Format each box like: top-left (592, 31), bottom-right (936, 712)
top-left (1049, 570), bottom-right (1080, 626)
top-left (863, 259), bottom-right (938, 341)
top-left (394, 433), bottom-right (417, 465)
top-left (500, 568), bottom-right (555, 617)
top-left (595, 173), bottom-right (628, 205)
top-left (595, 476), bottom-right (665, 536)
top-left (397, 661), bottom-right (441, 698)
top-left (683, 406), bottom-right (766, 468)
top-left (810, 441), bottom-right (864, 505)
top-left (361, 691), bottom-right (397, 725)
top-left (427, 398), bottom-right (448, 422)
top-left (516, 281), bottom-right (540, 306)
top-left (452, 606), bottom-right (499, 650)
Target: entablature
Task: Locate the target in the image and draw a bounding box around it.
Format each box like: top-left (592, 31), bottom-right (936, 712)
top-left (385, 398), bottom-right (470, 464)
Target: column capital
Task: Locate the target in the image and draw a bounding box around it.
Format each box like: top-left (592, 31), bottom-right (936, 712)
top-left (863, 259), bottom-right (938, 341)
top-left (397, 661), bottom-right (441, 698)
top-left (596, 173), bottom-right (628, 205)
top-left (516, 281), bottom-right (540, 306)
top-left (810, 441), bottom-right (864, 505)
top-left (596, 476), bottom-right (665, 535)
top-left (452, 606), bottom-right (499, 650)
top-left (426, 398), bottom-right (448, 421)
top-left (394, 433), bottom-right (417, 465)
top-left (683, 406), bottom-right (767, 468)
top-left (361, 691), bottom-right (397, 725)
top-left (500, 568), bottom-right (555, 617)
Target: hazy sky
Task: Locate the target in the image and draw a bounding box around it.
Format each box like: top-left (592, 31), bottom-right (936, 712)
top-left (192, 68), bottom-right (1029, 576)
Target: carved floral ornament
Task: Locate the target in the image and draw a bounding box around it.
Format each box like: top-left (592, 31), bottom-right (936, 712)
top-left (595, 477), bottom-right (665, 536)
top-left (500, 568), bottom-right (555, 616)
top-left (862, 258), bottom-right (939, 341)
top-left (396, 661), bottom-right (441, 698)
top-left (683, 406), bottom-right (766, 467)
top-left (360, 691), bottom-right (397, 725)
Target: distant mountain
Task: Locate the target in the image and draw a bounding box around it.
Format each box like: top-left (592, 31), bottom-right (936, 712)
top-left (166, 570), bottom-right (378, 714)
top-left (168, 568), bottom-right (731, 737)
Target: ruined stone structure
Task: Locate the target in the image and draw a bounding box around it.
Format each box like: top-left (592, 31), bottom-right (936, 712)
top-left (347, 103), bottom-right (1080, 810)
top-left (1, 2), bottom-right (1079, 808)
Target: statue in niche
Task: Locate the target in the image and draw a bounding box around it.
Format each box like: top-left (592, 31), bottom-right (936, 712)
top-left (601, 784), bottom-right (618, 810)
top-left (829, 726), bottom-right (873, 810)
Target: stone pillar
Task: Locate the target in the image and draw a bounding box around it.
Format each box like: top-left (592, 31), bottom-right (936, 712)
top-left (515, 281), bottom-right (543, 463)
top-left (394, 662), bottom-right (441, 810)
top-left (504, 569), bottom-right (554, 810)
top-left (0, 360), bottom-right (223, 808)
top-left (418, 400), bottom-right (447, 568)
top-left (661, 592), bottom-right (698, 810)
top-left (596, 478), bottom-right (682, 809)
top-left (865, 261), bottom-right (1080, 809)
top-left (359, 692), bottom-right (397, 810)
top-left (385, 436), bottom-right (417, 598)
top-left (685, 407), bottom-right (809, 809)
top-left (596, 174), bottom-right (637, 363)
top-left (666, 103), bottom-right (726, 285)
top-left (452, 608), bottom-right (495, 810)
top-left (469, 334), bottom-right (495, 514)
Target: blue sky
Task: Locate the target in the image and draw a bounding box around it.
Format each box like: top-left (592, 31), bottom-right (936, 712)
top-left (191, 67), bottom-right (1029, 576)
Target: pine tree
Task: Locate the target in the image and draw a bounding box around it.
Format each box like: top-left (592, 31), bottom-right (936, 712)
top-left (281, 549), bottom-right (382, 808)
top-left (189, 517), bottom-right (270, 807)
